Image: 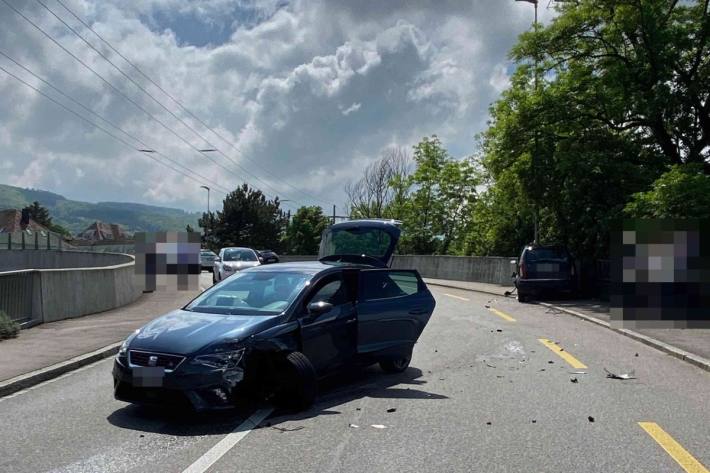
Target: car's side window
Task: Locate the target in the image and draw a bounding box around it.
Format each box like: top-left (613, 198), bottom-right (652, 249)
top-left (361, 270), bottom-right (421, 301)
top-left (307, 276), bottom-right (348, 307)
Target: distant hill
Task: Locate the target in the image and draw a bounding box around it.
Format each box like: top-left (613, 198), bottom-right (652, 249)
top-left (0, 183), bottom-right (200, 235)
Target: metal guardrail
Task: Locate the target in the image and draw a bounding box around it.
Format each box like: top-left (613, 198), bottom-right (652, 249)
top-left (0, 271), bottom-right (34, 324)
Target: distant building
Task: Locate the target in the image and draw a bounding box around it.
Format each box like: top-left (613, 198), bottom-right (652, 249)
top-left (76, 221), bottom-right (129, 241)
top-left (0, 209), bottom-right (50, 234)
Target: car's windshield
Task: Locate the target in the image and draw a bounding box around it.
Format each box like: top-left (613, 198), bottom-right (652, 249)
top-left (185, 271), bottom-right (310, 315)
top-left (223, 249), bottom-right (258, 262)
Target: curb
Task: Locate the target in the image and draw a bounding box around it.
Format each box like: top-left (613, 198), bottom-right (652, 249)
top-left (424, 280), bottom-right (509, 298)
top-left (0, 342), bottom-right (121, 398)
top-left (427, 280), bottom-right (710, 373)
top-left (533, 304), bottom-right (710, 373)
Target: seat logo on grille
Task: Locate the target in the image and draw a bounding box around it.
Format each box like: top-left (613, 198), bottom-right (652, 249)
top-left (148, 355), bottom-right (158, 367)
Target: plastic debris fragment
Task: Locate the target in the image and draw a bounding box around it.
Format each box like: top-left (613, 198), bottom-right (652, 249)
top-left (604, 368), bottom-right (636, 380)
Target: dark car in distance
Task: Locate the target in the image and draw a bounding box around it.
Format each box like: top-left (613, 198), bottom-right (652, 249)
top-left (113, 220), bottom-right (435, 411)
top-left (513, 244), bottom-right (576, 302)
top-left (257, 250), bottom-right (280, 264)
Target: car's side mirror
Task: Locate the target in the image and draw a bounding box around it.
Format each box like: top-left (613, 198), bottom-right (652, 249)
top-left (307, 301), bottom-right (333, 315)
top-left (214, 257), bottom-right (221, 263)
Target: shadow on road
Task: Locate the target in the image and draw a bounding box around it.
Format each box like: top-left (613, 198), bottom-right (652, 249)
top-left (106, 364), bottom-right (447, 435)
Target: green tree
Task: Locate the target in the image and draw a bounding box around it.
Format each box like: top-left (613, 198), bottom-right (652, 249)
top-left (22, 201), bottom-right (51, 226)
top-left (399, 136), bottom-right (448, 254)
top-left (21, 200), bottom-right (71, 237)
top-left (474, 0), bottom-right (707, 259)
top-left (200, 184), bottom-right (287, 252)
top-left (284, 206), bottom-right (330, 254)
top-left (625, 164), bottom-right (710, 218)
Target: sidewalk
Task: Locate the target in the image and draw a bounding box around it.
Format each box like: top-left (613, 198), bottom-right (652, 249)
top-left (424, 278), bottom-right (710, 371)
top-left (0, 274), bottom-right (210, 384)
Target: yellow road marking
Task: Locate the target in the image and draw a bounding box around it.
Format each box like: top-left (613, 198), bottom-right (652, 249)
top-left (538, 338), bottom-right (587, 369)
top-left (444, 293), bottom-right (470, 301)
top-left (488, 308), bottom-right (516, 322)
top-left (639, 422), bottom-right (709, 473)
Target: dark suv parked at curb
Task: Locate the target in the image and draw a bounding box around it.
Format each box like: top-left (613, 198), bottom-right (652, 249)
top-left (113, 220), bottom-right (436, 411)
top-left (513, 244), bottom-right (575, 302)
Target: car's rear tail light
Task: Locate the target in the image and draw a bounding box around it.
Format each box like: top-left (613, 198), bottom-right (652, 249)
top-left (520, 262), bottom-right (527, 279)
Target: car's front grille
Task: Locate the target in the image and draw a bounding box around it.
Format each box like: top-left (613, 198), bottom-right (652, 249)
top-left (129, 351), bottom-right (185, 371)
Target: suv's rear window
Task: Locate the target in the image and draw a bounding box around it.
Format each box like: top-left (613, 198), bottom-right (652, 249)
top-left (524, 248), bottom-right (568, 261)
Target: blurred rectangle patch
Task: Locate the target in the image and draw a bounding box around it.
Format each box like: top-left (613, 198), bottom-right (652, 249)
top-left (134, 231), bottom-right (200, 292)
top-left (610, 219), bottom-right (710, 329)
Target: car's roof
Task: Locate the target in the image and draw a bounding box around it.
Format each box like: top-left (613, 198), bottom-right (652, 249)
top-left (246, 260), bottom-right (371, 275)
top-left (222, 247), bottom-right (256, 251)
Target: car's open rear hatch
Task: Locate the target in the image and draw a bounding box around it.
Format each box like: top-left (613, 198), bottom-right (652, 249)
top-left (318, 220), bottom-right (401, 267)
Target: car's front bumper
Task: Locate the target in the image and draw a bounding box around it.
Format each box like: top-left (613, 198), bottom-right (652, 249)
top-left (112, 357), bottom-right (245, 411)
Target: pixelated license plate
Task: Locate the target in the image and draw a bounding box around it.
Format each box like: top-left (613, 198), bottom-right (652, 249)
top-left (536, 263), bottom-right (559, 272)
top-left (133, 367), bottom-right (165, 387)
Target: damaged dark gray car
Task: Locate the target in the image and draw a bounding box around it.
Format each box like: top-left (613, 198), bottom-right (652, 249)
top-left (113, 220), bottom-right (436, 411)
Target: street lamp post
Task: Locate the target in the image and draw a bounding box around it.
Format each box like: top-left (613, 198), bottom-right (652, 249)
top-left (200, 185), bottom-right (210, 244)
top-left (516, 0), bottom-right (540, 244)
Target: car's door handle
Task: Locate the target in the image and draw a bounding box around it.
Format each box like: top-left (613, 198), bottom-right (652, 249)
top-left (345, 318), bottom-right (357, 324)
top-left (409, 308), bottom-right (427, 315)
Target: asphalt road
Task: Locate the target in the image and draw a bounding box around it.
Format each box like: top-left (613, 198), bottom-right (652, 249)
top-left (1, 286), bottom-right (708, 473)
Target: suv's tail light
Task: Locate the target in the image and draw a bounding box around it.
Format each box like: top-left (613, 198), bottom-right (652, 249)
top-left (520, 262), bottom-right (527, 279)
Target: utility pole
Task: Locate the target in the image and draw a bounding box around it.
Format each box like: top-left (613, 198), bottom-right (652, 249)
top-left (516, 0), bottom-right (540, 244)
top-left (200, 185), bottom-right (210, 244)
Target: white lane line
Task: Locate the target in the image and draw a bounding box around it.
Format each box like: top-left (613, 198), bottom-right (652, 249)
top-left (182, 407), bottom-right (274, 473)
top-left (443, 293), bottom-right (470, 301)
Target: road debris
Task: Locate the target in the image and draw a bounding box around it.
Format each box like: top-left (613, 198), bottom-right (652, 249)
top-left (349, 424), bottom-right (359, 428)
top-left (387, 408), bottom-right (396, 413)
top-left (485, 362), bottom-right (497, 368)
top-left (272, 426), bottom-right (305, 433)
top-left (588, 416), bottom-right (595, 423)
top-left (532, 419), bottom-right (537, 424)
top-left (496, 329), bottom-right (503, 332)
top-left (370, 424), bottom-right (387, 429)
top-left (604, 368), bottom-right (636, 380)
top-left (485, 304), bottom-right (491, 308)
top-left (570, 377), bottom-right (578, 383)
top-left (486, 422), bottom-right (492, 426)
top-left (548, 361), bottom-right (554, 364)
top-left (635, 353), bottom-right (639, 357)
top-left (570, 371), bottom-right (587, 375)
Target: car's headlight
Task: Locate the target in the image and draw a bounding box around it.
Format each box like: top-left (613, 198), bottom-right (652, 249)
top-left (192, 348), bottom-right (245, 370)
top-left (117, 331), bottom-right (138, 359)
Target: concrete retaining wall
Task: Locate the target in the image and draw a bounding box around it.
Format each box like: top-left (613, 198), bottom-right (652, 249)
top-left (0, 250), bottom-right (142, 325)
top-left (278, 254), bottom-right (515, 286)
top-left (392, 255), bottom-right (515, 286)
top-left (0, 250), bottom-right (133, 271)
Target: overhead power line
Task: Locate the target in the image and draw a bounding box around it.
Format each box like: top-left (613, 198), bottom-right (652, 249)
top-left (36, 0), bottom-right (330, 207)
top-left (53, 0), bottom-right (334, 208)
top-left (1, 0), bottom-right (296, 204)
top-left (0, 62), bottom-right (231, 197)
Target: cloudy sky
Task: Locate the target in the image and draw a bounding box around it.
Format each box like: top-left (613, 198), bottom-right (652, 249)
top-left (0, 0), bottom-right (554, 213)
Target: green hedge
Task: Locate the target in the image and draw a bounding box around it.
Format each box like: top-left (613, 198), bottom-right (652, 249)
top-left (0, 310), bottom-right (19, 340)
